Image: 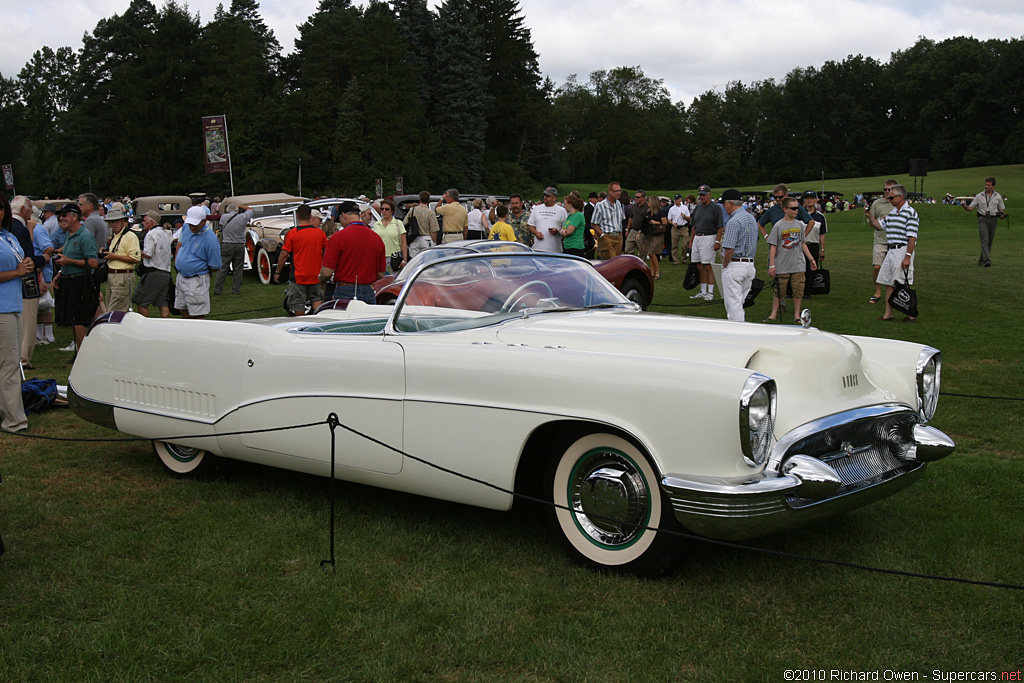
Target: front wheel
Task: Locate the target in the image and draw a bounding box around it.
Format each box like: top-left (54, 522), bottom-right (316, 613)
top-left (546, 433), bottom-right (684, 576)
top-left (153, 441), bottom-right (221, 478)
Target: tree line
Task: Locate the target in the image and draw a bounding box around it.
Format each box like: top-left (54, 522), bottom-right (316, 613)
top-left (1, 0), bottom-right (1020, 199)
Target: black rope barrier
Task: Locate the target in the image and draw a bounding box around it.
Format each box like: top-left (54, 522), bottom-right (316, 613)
top-left (5, 414), bottom-right (1023, 590)
top-left (941, 392), bottom-right (1024, 402)
top-left (325, 417), bottom-right (1024, 591)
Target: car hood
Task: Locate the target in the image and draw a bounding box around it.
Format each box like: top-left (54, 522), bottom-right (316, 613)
top-left (495, 310), bottom-right (855, 367)
top-left (493, 310), bottom-right (900, 430)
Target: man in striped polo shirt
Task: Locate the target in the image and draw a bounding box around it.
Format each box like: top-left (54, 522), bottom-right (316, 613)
top-left (720, 189), bottom-right (759, 322)
top-left (866, 184), bottom-right (918, 322)
top-left (591, 181), bottom-right (625, 259)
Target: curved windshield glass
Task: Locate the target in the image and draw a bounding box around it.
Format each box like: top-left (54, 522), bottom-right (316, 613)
top-left (391, 253), bottom-right (631, 333)
top-left (394, 241), bottom-right (532, 284)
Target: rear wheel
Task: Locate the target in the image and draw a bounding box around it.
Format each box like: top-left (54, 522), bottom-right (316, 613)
top-left (153, 441), bottom-right (221, 478)
top-left (546, 433), bottom-right (683, 576)
top-left (621, 276), bottom-right (647, 309)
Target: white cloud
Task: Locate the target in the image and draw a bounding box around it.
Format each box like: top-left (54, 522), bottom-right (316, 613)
top-left (3, 0), bottom-right (1021, 107)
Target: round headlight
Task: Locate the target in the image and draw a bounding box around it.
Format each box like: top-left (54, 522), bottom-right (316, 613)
top-left (917, 349), bottom-right (941, 422)
top-left (740, 375), bottom-right (776, 467)
top-left (748, 385), bottom-right (771, 430)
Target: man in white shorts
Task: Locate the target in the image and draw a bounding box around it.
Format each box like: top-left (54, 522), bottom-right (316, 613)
top-left (866, 184), bottom-right (918, 322)
top-left (173, 206), bottom-right (222, 319)
top-left (686, 185), bottom-right (724, 300)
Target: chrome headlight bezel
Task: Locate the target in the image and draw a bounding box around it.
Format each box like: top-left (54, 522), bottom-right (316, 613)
top-left (916, 348), bottom-right (941, 423)
top-left (739, 374), bottom-right (776, 467)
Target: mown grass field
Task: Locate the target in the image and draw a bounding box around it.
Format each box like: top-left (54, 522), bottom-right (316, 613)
top-left (1, 166), bottom-right (1022, 681)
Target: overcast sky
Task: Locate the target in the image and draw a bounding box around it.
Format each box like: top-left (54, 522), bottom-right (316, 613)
top-left (5, 0), bottom-right (1022, 103)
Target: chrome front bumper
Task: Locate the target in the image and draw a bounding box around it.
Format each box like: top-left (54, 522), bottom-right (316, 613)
top-left (661, 405), bottom-right (955, 541)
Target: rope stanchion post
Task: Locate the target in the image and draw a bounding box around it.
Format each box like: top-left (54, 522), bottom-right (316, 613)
top-left (320, 412), bottom-right (340, 574)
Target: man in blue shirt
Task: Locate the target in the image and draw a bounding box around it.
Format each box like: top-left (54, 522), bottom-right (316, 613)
top-left (757, 184), bottom-right (816, 242)
top-left (174, 206), bottom-right (221, 319)
top-left (720, 189), bottom-right (760, 322)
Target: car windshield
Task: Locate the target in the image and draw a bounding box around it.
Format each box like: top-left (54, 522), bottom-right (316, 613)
top-left (393, 241), bottom-right (532, 284)
top-left (391, 253), bottom-right (632, 333)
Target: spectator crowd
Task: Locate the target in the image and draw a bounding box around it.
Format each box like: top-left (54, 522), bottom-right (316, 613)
top-left (2, 172), bottom-right (1002, 434)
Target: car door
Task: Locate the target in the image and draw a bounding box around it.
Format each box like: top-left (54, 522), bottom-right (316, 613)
top-left (238, 326), bottom-right (405, 475)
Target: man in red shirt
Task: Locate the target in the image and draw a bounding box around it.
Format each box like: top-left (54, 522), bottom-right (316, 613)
top-left (275, 204), bottom-right (328, 315)
top-left (319, 201), bottom-right (386, 304)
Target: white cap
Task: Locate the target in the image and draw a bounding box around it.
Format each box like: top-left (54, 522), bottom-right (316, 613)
top-left (184, 206), bottom-right (207, 226)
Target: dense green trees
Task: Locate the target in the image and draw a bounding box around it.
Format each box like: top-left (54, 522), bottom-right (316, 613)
top-left (0, 1), bottom-right (1019, 200)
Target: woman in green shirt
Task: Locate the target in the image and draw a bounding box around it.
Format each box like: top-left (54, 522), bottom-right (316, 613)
top-left (560, 195), bottom-right (586, 257)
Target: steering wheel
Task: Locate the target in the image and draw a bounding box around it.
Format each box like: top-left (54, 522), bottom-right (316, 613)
top-left (500, 280), bottom-right (554, 313)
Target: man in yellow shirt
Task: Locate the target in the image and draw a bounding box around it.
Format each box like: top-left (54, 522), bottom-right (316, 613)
top-left (489, 205), bottom-right (516, 241)
top-left (436, 188), bottom-right (468, 244)
top-left (101, 208), bottom-right (141, 312)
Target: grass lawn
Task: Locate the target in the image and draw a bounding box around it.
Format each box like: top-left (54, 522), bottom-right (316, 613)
top-left (2, 169), bottom-right (1022, 680)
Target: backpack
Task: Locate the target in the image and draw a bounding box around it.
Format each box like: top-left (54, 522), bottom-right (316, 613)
top-left (21, 378), bottom-right (58, 414)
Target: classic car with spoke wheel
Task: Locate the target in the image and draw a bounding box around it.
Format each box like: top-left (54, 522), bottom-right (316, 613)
top-left (244, 197), bottom-right (379, 285)
top-left (69, 253), bottom-right (954, 576)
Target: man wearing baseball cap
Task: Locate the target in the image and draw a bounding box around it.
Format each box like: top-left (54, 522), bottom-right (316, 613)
top-left (528, 187), bottom-right (567, 254)
top-left (319, 200), bottom-right (385, 304)
top-left (53, 203), bottom-right (99, 356)
top-left (173, 205), bottom-right (221, 319)
top-left (720, 189), bottom-right (759, 321)
top-left (687, 185), bottom-right (725, 301)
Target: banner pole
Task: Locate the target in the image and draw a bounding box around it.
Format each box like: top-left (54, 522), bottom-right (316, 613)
top-left (223, 114), bottom-right (235, 197)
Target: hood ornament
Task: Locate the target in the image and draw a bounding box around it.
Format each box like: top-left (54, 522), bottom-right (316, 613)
top-left (800, 309), bottom-right (812, 329)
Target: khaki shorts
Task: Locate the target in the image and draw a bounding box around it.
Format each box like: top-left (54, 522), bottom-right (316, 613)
top-left (174, 273), bottom-right (211, 316)
top-left (773, 271), bottom-right (806, 299)
top-left (872, 242), bottom-right (888, 267)
top-left (286, 281), bottom-right (323, 313)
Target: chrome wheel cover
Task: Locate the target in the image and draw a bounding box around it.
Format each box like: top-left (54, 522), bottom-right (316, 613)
top-left (568, 448), bottom-right (651, 548)
top-left (163, 442), bottom-right (202, 464)
top-left (623, 287), bottom-right (644, 306)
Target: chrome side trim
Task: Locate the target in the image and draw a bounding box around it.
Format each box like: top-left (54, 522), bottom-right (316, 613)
top-left (662, 465), bottom-right (925, 541)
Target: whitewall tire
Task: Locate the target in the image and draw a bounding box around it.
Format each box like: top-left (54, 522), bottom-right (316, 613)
top-left (153, 441), bottom-right (220, 478)
top-left (547, 433), bottom-right (683, 576)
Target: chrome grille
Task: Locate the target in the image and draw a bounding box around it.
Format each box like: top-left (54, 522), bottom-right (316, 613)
top-left (780, 409), bottom-right (921, 508)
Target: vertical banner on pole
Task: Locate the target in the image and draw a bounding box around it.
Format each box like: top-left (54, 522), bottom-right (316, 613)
top-left (2, 165), bottom-right (14, 191)
top-left (395, 177), bottom-right (404, 194)
top-left (375, 178), bottom-right (383, 199)
top-left (202, 116), bottom-right (230, 174)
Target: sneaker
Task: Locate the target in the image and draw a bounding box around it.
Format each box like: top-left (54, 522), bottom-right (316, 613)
top-left (36, 337), bottom-right (50, 345)
top-left (690, 292), bottom-right (705, 299)
top-left (703, 292), bottom-right (714, 300)
top-left (60, 341), bottom-right (77, 352)
top-left (45, 336), bottom-right (56, 343)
